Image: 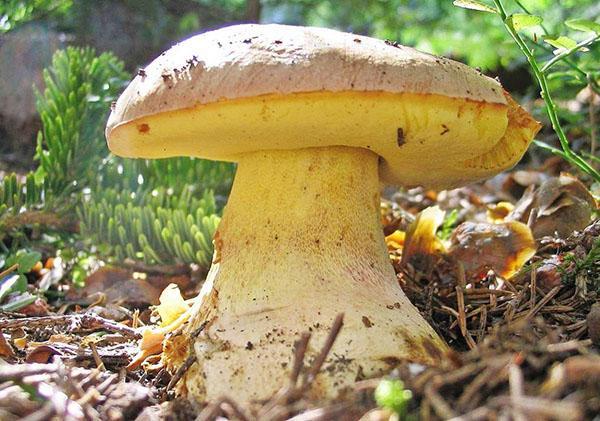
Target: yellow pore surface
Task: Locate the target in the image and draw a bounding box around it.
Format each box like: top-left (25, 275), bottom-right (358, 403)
top-left (109, 91), bottom-right (512, 189)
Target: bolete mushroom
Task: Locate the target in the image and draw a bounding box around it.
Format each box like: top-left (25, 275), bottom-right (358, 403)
top-left (106, 24), bottom-right (540, 402)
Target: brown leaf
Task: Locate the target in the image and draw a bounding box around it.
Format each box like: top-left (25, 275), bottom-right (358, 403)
top-left (448, 221), bottom-right (536, 280)
top-left (0, 331), bottom-right (15, 358)
top-left (401, 206), bottom-right (446, 272)
top-left (500, 170), bottom-right (550, 200)
top-left (487, 201), bottom-right (514, 223)
top-left (533, 255), bottom-right (563, 292)
top-left (508, 174), bottom-right (597, 239)
top-left (18, 297), bottom-right (50, 316)
top-left (25, 344), bottom-right (62, 363)
top-left (67, 267), bottom-right (192, 307)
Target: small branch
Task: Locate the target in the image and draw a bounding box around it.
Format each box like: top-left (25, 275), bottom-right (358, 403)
top-left (303, 313), bottom-right (344, 386)
top-left (541, 34), bottom-right (600, 73)
top-left (508, 363), bottom-right (526, 421)
top-left (165, 354), bottom-right (195, 393)
top-left (424, 381), bottom-right (457, 419)
top-left (164, 319), bottom-right (208, 394)
top-left (0, 314), bottom-right (141, 339)
top-left (0, 363), bottom-right (59, 382)
top-left (490, 395), bottom-right (584, 421)
top-left (89, 343), bottom-right (105, 371)
top-left (589, 80), bottom-right (597, 160)
top-left (525, 286), bottom-right (561, 321)
top-left (291, 333), bottom-right (311, 386)
top-left (258, 314), bottom-right (345, 420)
top-left (0, 264), bottom-right (19, 279)
top-left (196, 396), bottom-right (251, 421)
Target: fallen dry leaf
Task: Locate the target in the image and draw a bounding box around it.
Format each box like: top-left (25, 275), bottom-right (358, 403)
top-left (385, 230), bottom-right (405, 250)
top-left (532, 255), bottom-right (563, 292)
top-left (128, 284), bottom-right (192, 371)
top-left (156, 284), bottom-right (190, 327)
top-left (18, 297), bottom-right (50, 316)
top-left (68, 267), bottom-right (192, 307)
top-left (501, 170), bottom-right (550, 199)
top-left (508, 174), bottom-right (597, 239)
top-left (0, 332), bottom-right (15, 358)
top-left (448, 221), bottom-right (536, 280)
top-left (487, 201), bottom-right (514, 223)
top-left (401, 206), bottom-right (446, 272)
top-left (25, 344), bottom-right (62, 363)
top-left (70, 267), bottom-right (162, 306)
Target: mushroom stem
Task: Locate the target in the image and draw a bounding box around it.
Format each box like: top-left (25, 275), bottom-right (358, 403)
top-left (178, 145), bottom-right (445, 402)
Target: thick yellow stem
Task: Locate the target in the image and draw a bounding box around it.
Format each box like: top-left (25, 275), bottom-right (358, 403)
top-left (179, 146), bottom-right (445, 402)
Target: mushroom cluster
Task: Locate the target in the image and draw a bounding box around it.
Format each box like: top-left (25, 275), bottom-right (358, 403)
top-left (106, 24), bottom-right (540, 403)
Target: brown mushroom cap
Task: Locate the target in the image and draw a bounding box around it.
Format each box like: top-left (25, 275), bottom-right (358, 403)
top-left (107, 24), bottom-right (540, 189)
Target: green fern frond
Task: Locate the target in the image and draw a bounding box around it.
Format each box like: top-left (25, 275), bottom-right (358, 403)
top-left (0, 173), bottom-right (44, 217)
top-left (78, 187), bottom-right (220, 267)
top-left (34, 47), bottom-right (127, 197)
top-left (99, 156), bottom-right (235, 197)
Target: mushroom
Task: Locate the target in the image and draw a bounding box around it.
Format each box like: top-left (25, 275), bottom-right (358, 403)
top-left (106, 24), bottom-right (540, 402)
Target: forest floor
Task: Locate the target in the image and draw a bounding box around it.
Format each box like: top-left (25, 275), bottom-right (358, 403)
top-left (0, 162), bottom-right (599, 421)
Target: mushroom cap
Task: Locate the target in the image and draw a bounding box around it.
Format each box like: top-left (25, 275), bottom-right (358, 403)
top-left (107, 24), bottom-right (540, 189)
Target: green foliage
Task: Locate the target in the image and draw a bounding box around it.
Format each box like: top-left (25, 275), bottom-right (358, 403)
top-left (375, 378), bottom-right (413, 417)
top-left (454, 0), bottom-right (600, 183)
top-left (79, 188), bottom-right (221, 266)
top-left (34, 47), bottom-right (128, 197)
top-left (439, 209), bottom-right (459, 241)
top-left (0, 0), bottom-right (72, 33)
top-left (1, 45), bottom-right (234, 276)
top-left (1, 47), bottom-right (126, 250)
top-left (563, 238), bottom-right (600, 292)
top-left (0, 250), bottom-right (42, 311)
top-left (0, 173), bottom-right (44, 219)
top-left (100, 156), bottom-right (235, 198)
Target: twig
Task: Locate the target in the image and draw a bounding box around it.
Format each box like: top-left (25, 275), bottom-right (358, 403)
top-left (166, 320), bottom-right (208, 394)
top-left (258, 314), bottom-right (345, 420)
top-left (491, 395), bottom-right (584, 421)
top-left (546, 339), bottom-right (592, 353)
top-left (291, 333), bottom-right (311, 386)
top-left (424, 381), bottom-right (457, 419)
top-left (0, 263), bottom-right (19, 279)
top-left (0, 363), bottom-right (59, 382)
top-left (0, 314), bottom-right (141, 339)
top-left (525, 286), bottom-right (561, 321)
top-left (166, 354), bottom-right (196, 393)
top-left (456, 357), bottom-right (510, 410)
top-left (449, 406), bottom-right (494, 421)
top-left (508, 363), bottom-right (526, 421)
top-left (303, 313), bottom-right (344, 386)
top-left (196, 396), bottom-right (250, 421)
top-left (541, 33), bottom-right (600, 73)
top-left (456, 286), bottom-right (476, 349)
top-left (89, 342), bottom-right (105, 371)
top-left (286, 403), bottom-right (351, 421)
top-left (529, 265), bottom-right (537, 311)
